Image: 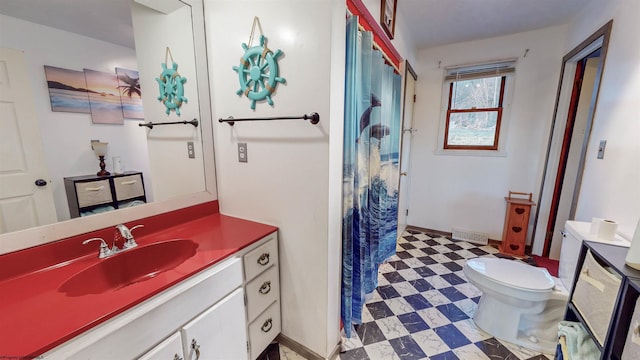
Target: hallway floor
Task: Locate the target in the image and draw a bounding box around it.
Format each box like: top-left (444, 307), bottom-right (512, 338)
top-left (338, 229), bottom-right (555, 360)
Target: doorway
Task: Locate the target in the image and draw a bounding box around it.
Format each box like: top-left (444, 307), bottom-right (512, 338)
top-left (532, 21), bottom-right (613, 258)
top-left (397, 60), bottom-right (417, 236)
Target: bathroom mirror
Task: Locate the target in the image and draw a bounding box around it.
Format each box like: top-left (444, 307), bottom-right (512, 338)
top-left (0, 0), bottom-right (216, 253)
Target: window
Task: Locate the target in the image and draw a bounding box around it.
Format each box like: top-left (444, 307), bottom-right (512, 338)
top-left (441, 61), bottom-right (515, 151)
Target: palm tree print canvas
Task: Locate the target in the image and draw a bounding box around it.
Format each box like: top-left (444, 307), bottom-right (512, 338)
top-left (116, 68), bottom-right (144, 119)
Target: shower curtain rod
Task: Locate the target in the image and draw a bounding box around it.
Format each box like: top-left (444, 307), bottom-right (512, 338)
top-left (345, 1), bottom-right (403, 72)
top-left (356, 22), bottom-right (401, 73)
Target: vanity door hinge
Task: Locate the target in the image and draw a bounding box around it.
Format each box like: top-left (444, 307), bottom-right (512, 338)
top-left (247, 340), bottom-right (250, 352)
top-left (413, 94), bottom-right (416, 103)
top-left (244, 293), bottom-right (247, 306)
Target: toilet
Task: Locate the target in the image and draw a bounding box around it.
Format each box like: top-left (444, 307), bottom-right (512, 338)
top-left (463, 220), bottom-right (631, 354)
top-left (464, 257), bottom-right (568, 353)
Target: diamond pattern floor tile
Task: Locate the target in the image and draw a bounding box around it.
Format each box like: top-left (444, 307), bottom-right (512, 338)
top-left (339, 229), bottom-right (556, 360)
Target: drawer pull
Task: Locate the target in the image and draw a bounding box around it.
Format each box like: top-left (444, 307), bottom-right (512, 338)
top-left (173, 355), bottom-right (183, 360)
top-left (84, 185), bottom-right (104, 191)
top-left (191, 339), bottom-right (201, 360)
top-left (257, 253), bottom-right (270, 266)
top-left (259, 281), bottom-right (271, 295)
top-left (119, 180), bottom-right (137, 185)
top-left (579, 268), bottom-right (605, 292)
top-left (515, 208), bottom-right (525, 215)
top-left (261, 318), bottom-right (273, 333)
top-left (512, 226), bottom-right (522, 233)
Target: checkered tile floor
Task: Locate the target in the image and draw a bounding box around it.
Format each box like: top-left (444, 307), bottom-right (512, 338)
top-left (339, 229), bottom-right (555, 360)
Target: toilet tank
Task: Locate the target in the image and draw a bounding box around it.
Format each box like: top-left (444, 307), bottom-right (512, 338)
top-left (559, 220), bottom-right (630, 290)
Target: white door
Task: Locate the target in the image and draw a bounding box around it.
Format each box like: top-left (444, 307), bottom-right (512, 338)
top-left (181, 288), bottom-right (247, 360)
top-left (397, 62), bottom-right (417, 236)
top-left (0, 48), bottom-right (57, 234)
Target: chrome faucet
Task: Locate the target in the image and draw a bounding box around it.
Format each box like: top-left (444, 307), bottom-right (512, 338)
top-left (115, 224), bottom-right (144, 250)
top-left (83, 224), bottom-right (145, 258)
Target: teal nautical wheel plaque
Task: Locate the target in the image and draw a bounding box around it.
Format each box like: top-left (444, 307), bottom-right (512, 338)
top-left (233, 17), bottom-right (286, 110)
top-left (156, 47), bottom-right (188, 115)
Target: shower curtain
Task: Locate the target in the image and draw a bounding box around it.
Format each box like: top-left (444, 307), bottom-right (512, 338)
top-left (341, 15), bottom-right (402, 336)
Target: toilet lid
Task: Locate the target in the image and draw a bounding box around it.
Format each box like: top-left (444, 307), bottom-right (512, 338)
top-left (466, 257), bottom-right (555, 291)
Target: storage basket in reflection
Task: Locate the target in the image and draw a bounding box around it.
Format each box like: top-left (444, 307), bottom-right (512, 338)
top-left (622, 297), bottom-right (640, 359)
top-left (572, 249), bottom-right (622, 345)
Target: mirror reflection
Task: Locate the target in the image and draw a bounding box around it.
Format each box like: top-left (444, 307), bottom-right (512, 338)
top-left (0, 0), bottom-right (207, 235)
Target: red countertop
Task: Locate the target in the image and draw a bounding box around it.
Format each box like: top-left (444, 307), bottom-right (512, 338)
top-left (0, 201), bottom-right (278, 357)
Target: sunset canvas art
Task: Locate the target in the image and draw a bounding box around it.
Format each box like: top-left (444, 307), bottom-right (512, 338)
top-left (84, 68), bottom-right (124, 125)
top-left (44, 66), bottom-right (90, 113)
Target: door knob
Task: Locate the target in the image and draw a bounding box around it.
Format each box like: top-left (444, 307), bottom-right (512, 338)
top-left (35, 179), bottom-right (47, 187)
top-left (400, 172), bottom-right (408, 176)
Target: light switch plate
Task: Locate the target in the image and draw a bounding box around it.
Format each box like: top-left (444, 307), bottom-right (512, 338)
top-left (597, 140), bottom-right (606, 159)
top-left (187, 141), bottom-right (195, 159)
top-left (238, 142), bottom-right (247, 163)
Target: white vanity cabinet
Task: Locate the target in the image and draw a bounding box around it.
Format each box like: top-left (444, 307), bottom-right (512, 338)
top-left (140, 289), bottom-right (247, 360)
top-left (180, 288), bottom-right (247, 360)
top-left (138, 332), bottom-right (183, 360)
top-left (44, 232), bottom-right (280, 360)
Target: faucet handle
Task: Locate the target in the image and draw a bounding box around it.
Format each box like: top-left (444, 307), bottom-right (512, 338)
top-left (122, 224), bottom-right (144, 250)
top-left (82, 237), bottom-right (112, 258)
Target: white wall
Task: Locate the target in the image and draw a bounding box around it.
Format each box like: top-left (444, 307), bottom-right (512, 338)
top-left (204, 0), bottom-right (341, 356)
top-left (408, 25), bottom-right (567, 241)
top-left (566, 0), bottom-right (640, 238)
top-left (0, 14), bottom-right (152, 221)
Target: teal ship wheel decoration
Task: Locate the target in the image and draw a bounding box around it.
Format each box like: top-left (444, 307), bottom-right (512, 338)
top-left (233, 17), bottom-right (286, 110)
top-left (156, 47), bottom-right (188, 115)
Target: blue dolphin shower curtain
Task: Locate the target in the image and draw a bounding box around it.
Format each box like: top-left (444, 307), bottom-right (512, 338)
top-left (341, 16), bottom-right (402, 336)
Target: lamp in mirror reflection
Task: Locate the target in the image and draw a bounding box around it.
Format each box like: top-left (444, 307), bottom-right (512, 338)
top-left (92, 141), bottom-right (110, 176)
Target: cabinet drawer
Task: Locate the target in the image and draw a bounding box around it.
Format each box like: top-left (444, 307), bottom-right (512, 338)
top-left (244, 234), bottom-right (278, 281)
top-left (246, 265), bottom-right (279, 322)
top-left (114, 174), bottom-right (144, 201)
top-left (573, 249), bottom-right (622, 345)
top-left (137, 332), bottom-right (183, 360)
top-left (249, 301), bottom-right (280, 360)
top-left (76, 179), bottom-right (112, 207)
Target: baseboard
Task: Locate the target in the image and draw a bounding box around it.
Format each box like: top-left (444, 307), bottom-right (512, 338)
top-left (405, 225), bottom-right (452, 239)
top-left (276, 333), bottom-right (341, 360)
top-left (405, 225), bottom-right (536, 254)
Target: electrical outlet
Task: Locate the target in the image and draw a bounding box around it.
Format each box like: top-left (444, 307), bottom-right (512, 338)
top-left (238, 142), bottom-right (247, 163)
top-left (597, 140), bottom-right (607, 159)
top-left (187, 141), bottom-right (195, 159)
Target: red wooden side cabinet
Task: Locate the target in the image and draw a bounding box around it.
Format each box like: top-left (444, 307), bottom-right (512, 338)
top-left (500, 191), bottom-right (536, 257)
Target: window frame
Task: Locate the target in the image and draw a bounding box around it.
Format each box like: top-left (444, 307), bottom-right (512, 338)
top-left (443, 75), bottom-right (507, 151)
top-left (436, 60), bottom-right (516, 157)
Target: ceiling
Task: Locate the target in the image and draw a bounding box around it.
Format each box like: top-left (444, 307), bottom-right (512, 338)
top-left (0, 0), bottom-right (595, 51)
top-left (399, 0), bottom-right (595, 49)
top-left (0, 0), bottom-right (135, 48)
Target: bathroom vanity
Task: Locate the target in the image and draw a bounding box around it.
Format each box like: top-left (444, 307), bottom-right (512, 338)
top-left (0, 201), bottom-right (280, 359)
top-left (561, 241), bottom-right (640, 359)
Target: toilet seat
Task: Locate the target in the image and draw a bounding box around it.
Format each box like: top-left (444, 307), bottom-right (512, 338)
top-left (465, 257), bottom-right (555, 292)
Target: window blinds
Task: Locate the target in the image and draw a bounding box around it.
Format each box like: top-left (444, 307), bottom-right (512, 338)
top-left (445, 59), bottom-right (517, 81)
